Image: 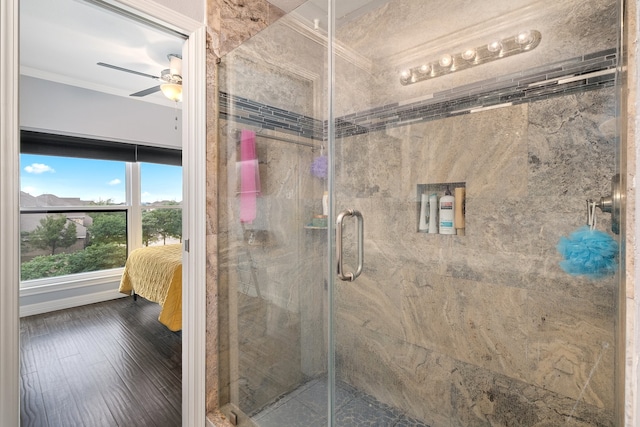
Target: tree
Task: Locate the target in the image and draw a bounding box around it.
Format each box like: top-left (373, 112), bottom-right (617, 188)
top-left (28, 215), bottom-right (77, 255)
top-left (20, 243), bottom-right (126, 280)
top-left (88, 212), bottom-right (127, 245)
top-left (20, 231), bottom-right (31, 253)
top-left (20, 253), bottom-right (71, 280)
top-left (142, 211), bottom-right (160, 246)
top-left (66, 243), bottom-right (127, 274)
top-left (152, 208), bottom-right (182, 244)
top-left (142, 206), bottom-right (182, 245)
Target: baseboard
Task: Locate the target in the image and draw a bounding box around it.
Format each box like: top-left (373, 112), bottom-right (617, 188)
top-left (20, 288), bottom-right (127, 317)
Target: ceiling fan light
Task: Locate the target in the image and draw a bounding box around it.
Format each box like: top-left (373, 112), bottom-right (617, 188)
top-left (161, 83), bottom-right (182, 102)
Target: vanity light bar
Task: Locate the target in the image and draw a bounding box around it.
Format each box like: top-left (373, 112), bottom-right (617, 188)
top-left (399, 30), bottom-right (542, 86)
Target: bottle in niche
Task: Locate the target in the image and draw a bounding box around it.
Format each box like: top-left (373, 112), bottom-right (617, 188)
top-left (428, 194), bottom-right (438, 234)
top-left (418, 193), bottom-right (429, 232)
top-left (439, 187), bottom-right (455, 234)
top-left (454, 187), bottom-right (465, 236)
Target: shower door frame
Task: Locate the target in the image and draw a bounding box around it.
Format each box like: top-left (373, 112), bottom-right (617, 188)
top-left (326, 1), bottom-right (337, 426)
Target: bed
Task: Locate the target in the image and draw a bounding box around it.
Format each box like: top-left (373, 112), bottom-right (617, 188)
top-left (118, 243), bottom-right (183, 331)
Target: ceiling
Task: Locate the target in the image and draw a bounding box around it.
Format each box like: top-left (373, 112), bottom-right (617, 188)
top-left (271, 0), bottom-right (392, 30)
top-left (20, 0), bottom-right (186, 107)
top-left (20, 0), bottom-right (391, 106)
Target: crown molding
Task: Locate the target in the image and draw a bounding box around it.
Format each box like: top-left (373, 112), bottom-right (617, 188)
top-left (280, 13), bottom-right (374, 73)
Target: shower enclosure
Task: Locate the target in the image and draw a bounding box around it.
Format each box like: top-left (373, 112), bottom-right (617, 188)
top-left (217, 0), bottom-right (622, 425)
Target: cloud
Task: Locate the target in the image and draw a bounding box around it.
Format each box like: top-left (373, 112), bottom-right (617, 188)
top-left (108, 178), bottom-right (121, 186)
top-left (22, 186), bottom-right (37, 194)
top-left (24, 163), bottom-right (55, 174)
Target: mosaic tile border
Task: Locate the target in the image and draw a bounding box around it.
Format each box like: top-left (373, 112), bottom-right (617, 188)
top-left (220, 48), bottom-right (617, 140)
top-left (219, 91), bottom-right (323, 140)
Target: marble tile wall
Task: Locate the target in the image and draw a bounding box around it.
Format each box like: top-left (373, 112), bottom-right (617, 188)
top-left (623, 1), bottom-right (637, 425)
top-left (333, 91), bottom-right (617, 426)
top-left (217, 48), bottom-right (617, 145)
top-left (207, 0), bottom-right (286, 58)
top-left (332, 49), bottom-right (616, 139)
top-left (332, 0), bottom-right (618, 116)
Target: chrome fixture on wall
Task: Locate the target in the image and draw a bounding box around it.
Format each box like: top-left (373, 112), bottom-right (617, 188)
top-left (589, 173), bottom-right (621, 234)
top-left (399, 30), bottom-right (542, 86)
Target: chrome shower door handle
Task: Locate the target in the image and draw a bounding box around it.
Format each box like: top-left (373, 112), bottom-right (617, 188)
top-left (336, 209), bottom-right (364, 282)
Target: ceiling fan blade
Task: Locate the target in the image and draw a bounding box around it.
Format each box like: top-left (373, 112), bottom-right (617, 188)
top-left (130, 85), bottom-right (161, 97)
top-left (97, 62), bottom-right (159, 80)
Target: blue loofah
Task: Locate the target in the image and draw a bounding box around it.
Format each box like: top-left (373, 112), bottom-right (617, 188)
top-left (557, 226), bottom-right (618, 279)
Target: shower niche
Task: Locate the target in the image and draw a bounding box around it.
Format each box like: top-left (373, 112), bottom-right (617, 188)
top-left (416, 182), bottom-right (466, 235)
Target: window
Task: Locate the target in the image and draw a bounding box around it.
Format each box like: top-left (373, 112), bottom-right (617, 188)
top-left (19, 133), bottom-right (182, 285)
top-left (141, 163), bottom-right (183, 247)
top-left (20, 210), bottom-right (128, 281)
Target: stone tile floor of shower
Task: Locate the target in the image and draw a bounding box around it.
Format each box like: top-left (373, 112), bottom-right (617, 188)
top-left (252, 377), bottom-right (430, 427)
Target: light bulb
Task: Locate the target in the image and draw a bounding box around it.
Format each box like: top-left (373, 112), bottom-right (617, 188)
top-left (516, 30), bottom-right (533, 45)
top-left (487, 40), bottom-right (503, 53)
top-left (461, 48), bottom-right (476, 61)
top-left (161, 83), bottom-right (183, 102)
top-left (400, 70), bottom-right (410, 79)
top-left (439, 54), bottom-right (453, 68)
top-left (419, 64), bottom-right (430, 73)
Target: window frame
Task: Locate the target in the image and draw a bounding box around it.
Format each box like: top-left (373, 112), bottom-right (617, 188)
top-left (19, 154), bottom-right (181, 289)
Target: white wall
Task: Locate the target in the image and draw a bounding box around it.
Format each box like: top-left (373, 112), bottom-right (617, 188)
top-left (147, 0), bottom-right (204, 23)
top-left (19, 273), bottom-right (125, 317)
top-left (20, 75), bottom-right (182, 148)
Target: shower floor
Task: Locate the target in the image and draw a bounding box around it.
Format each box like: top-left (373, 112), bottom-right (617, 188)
top-left (252, 378), bottom-right (430, 427)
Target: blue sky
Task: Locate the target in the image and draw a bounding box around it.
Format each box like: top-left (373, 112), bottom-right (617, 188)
top-left (20, 154), bottom-right (182, 204)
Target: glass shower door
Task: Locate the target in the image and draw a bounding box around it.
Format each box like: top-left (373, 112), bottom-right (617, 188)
top-left (328, 0), bottom-right (620, 426)
top-left (217, 0), bottom-right (620, 425)
top-left (217, 4), bottom-right (331, 426)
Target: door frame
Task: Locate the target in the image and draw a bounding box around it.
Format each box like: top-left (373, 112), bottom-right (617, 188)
top-left (0, 1), bottom-right (207, 425)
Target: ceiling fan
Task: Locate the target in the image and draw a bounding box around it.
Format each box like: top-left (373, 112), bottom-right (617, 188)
top-left (97, 53), bottom-right (183, 102)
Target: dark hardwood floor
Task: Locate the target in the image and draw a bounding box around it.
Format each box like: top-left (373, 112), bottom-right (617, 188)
top-left (20, 297), bottom-right (182, 427)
